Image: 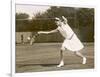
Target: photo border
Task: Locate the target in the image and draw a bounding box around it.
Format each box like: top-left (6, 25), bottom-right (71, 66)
top-left (12, 0), bottom-right (96, 77)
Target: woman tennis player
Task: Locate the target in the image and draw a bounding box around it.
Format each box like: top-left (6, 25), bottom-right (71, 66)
top-left (38, 16), bottom-right (86, 67)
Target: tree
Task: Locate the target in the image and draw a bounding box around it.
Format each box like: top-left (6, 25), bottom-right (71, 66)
top-left (16, 13), bottom-right (29, 19)
top-left (16, 13), bottom-right (30, 32)
top-left (31, 6), bottom-right (76, 31)
top-left (77, 8), bottom-right (94, 28)
top-left (76, 8), bottom-right (94, 42)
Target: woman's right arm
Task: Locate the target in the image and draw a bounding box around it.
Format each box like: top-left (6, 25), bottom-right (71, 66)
top-left (38, 29), bottom-right (58, 34)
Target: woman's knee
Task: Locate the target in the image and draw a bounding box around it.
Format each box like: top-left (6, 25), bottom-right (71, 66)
top-left (74, 51), bottom-right (78, 54)
top-left (61, 47), bottom-right (66, 51)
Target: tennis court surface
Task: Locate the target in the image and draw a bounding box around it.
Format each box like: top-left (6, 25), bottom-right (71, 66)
top-left (16, 43), bottom-right (94, 73)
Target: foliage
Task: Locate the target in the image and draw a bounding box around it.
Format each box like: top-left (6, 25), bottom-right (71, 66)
top-left (15, 7), bottom-right (94, 42)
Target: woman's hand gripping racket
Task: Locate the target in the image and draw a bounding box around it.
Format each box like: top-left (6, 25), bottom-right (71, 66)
top-left (27, 32), bottom-right (39, 45)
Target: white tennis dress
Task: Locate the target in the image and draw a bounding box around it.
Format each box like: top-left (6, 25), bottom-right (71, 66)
top-left (57, 22), bottom-right (84, 51)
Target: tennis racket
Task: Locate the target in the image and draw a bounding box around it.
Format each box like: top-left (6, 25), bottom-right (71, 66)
top-left (27, 32), bottom-right (39, 45)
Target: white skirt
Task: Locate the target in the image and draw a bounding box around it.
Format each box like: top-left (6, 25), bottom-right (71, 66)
top-left (61, 34), bottom-right (84, 51)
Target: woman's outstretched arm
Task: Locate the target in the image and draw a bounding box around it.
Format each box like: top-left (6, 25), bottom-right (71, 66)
top-left (38, 29), bottom-right (58, 34)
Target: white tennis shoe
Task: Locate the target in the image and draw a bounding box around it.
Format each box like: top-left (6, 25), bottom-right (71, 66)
top-left (57, 61), bottom-right (64, 67)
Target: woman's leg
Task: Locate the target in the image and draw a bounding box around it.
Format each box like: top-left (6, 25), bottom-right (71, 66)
top-left (74, 51), bottom-right (86, 64)
top-left (57, 48), bottom-right (65, 67)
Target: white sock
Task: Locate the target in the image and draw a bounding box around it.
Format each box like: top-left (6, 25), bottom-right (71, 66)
top-left (82, 57), bottom-right (87, 64)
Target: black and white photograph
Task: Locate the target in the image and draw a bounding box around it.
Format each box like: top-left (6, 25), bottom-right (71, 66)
top-left (2, 0), bottom-right (100, 77)
top-left (15, 3), bottom-right (94, 73)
